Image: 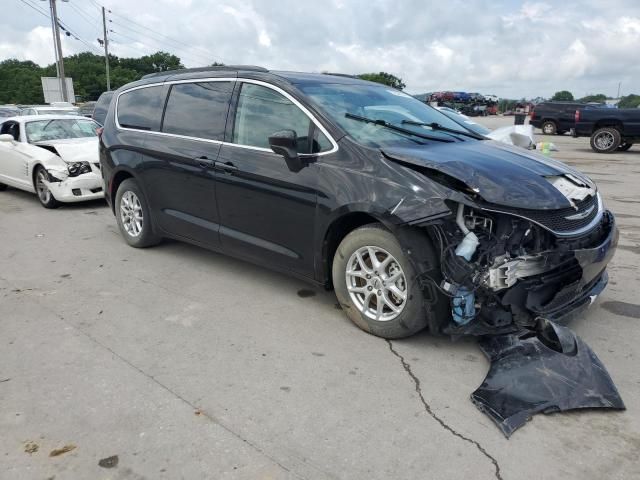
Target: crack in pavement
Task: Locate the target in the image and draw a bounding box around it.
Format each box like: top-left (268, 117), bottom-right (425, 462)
top-left (386, 340), bottom-right (503, 480)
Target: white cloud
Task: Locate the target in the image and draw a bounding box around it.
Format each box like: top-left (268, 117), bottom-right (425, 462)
top-left (2, 0), bottom-right (640, 98)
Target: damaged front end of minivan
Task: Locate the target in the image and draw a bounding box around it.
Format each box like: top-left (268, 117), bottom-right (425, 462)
top-left (381, 142), bottom-right (618, 337)
top-left (381, 142), bottom-right (624, 436)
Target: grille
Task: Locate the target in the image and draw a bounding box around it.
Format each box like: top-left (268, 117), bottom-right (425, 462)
top-left (487, 194), bottom-right (601, 235)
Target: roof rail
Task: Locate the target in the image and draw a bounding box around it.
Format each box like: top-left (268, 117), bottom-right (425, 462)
top-left (322, 72), bottom-right (359, 79)
top-left (142, 65), bottom-right (269, 79)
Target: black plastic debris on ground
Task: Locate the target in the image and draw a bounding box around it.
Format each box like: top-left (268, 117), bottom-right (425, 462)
top-left (471, 319), bottom-right (625, 438)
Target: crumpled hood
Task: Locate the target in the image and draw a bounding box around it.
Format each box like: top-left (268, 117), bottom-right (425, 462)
top-left (34, 137), bottom-right (98, 164)
top-left (382, 140), bottom-right (595, 209)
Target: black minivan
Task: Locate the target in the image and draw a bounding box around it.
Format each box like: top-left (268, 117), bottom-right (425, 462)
top-left (100, 66), bottom-right (617, 339)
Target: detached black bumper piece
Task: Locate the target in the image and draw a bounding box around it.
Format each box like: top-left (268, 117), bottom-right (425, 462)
top-left (471, 319), bottom-right (625, 438)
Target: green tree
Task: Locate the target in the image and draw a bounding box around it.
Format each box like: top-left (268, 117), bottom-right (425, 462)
top-left (498, 99), bottom-right (518, 113)
top-left (357, 72), bottom-right (406, 90)
top-left (0, 50), bottom-right (187, 104)
top-left (551, 90), bottom-right (574, 101)
top-left (579, 93), bottom-right (607, 103)
top-left (618, 94), bottom-right (640, 108)
top-left (0, 59), bottom-right (45, 104)
top-left (119, 51), bottom-right (183, 76)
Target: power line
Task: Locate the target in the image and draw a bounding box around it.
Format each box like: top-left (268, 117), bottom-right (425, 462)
top-left (17, 0), bottom-right (49, 19)
top-left (108, 19), bottom-right (212, 65)
top-left (88, 1), bottom-right (219, 66)
top-left (65, 1), bottom-right (101, 30)
top-left (107, 10), bottom-right (214, 60)
top-left (109, 29), bottom-right (198, 62)
top-left (20, 0), bottom-right (103, 56)
top-left (107, 30), bottom-right (165, 58)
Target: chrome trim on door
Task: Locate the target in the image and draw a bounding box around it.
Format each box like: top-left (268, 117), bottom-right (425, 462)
top-left (114, 77), bottom-right (339, 156)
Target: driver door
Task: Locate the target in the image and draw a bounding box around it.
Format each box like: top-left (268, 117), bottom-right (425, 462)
top-left (215, 81), bottom-right (333, 276)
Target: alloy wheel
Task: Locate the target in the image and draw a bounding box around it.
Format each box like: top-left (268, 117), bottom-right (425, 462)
top-left (120, 191), bottom-right (144, 237)
top-left (594, 131), bottom-right (615, 150)
top-left (36, 170), bottom-right (51, 204)
top-left (345, 246), bottom-right (408, 321)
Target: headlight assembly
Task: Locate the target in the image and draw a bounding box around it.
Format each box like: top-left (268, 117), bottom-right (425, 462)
top-left (67, 161), bottom-right (91, 177)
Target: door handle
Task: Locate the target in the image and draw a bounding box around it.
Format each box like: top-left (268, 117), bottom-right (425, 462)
top-left (214, 161), bottom-right (238, 173)
top-left (195, 156), bottom-right (215, 168)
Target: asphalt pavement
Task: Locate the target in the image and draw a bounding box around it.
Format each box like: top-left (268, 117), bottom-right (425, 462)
top-left (1, 116), bottom-right (639, 479)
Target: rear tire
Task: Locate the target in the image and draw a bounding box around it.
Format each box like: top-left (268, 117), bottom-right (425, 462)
top-left (115, 178), bottom-right (161, 248)
top-left (34, 166), bottom-right (60, 209)
top-left (590, 127), bottom-right (621, 153)
top-left (332, 224), bottom-right (436, 339)
top-left (618, 142), bottom-right (633, 152)
top-left (542, 121), bottom-right (557, 135)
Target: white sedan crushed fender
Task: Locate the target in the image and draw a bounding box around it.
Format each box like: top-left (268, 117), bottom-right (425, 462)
top-left (0, 115), bottom-right (104, 208)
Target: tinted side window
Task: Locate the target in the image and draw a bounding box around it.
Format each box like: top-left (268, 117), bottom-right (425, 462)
top-left (117, 86), bottom-right (164, 131)
top-left (162, 82), bottom-right (233, 141)
top-left (232, 83), bottom-right (331, 153)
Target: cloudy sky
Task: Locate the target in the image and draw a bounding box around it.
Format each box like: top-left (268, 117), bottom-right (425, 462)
top-left (3, 0), bottom-right (640, 98)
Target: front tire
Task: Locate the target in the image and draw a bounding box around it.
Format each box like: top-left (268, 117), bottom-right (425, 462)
top-left (542, 121), bottom-right (557, 135)
top-left (34, 166), bottom-right (60, 209)
top-left (332, 224), bottom-right (431, 339)
top-left (115, 178), bottom-right (161, 248)
top-left (590, 127), bottom-right (621, 153)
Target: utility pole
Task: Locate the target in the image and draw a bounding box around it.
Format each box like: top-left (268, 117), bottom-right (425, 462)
top-left (102, 6), bottom-right (111, 91)
top-left (46, 0), bottom-right (69, 102)
top-left (617, 82), bottom-right (621, 99)
top-left (48, 2), bottom-right (60, 78)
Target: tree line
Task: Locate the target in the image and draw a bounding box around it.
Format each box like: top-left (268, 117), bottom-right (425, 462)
top-left (2, 51), bottom-right (638, 110)
top-left (0, 51), bottom-right (183, 104)
top-left (0, 51), bottom-right (407, 105)
top-left (550, 90), bottom-right (640, 108)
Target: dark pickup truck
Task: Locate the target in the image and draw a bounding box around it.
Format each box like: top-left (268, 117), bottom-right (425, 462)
top-left (574, 107), bottom-right (640, 153)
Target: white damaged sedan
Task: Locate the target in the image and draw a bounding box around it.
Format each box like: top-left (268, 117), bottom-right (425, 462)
top-left (0, 115), bottom-right (104, 208)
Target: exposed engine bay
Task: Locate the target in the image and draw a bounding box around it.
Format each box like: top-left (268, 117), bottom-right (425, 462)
top-left (426, 199), bottom-right (615, 336)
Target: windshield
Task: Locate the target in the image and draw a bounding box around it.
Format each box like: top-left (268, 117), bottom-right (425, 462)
top-left (298, 83), bottom-right (480, 148)
top-left (26, 119), bottom-right (100, 143)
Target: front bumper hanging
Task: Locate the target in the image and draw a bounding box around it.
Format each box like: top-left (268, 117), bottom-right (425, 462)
top-left (471, 319), bottom-right (625, 437)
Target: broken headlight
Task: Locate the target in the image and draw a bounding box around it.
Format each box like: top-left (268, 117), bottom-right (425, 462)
top-left (67, 161), bottom-right (91, 177)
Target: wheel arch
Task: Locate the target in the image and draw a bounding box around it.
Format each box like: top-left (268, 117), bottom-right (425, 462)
top-left (109, 168), bottom-right (135, 213)
top-left (321, 211), bottom-right (386, 288)
top-left (593, 119), bottom-right (624, 132)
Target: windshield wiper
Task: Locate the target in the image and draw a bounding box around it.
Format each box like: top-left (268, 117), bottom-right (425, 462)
top-left (345, 113), bottom-right (454, 143)
top-left (401, 120), bottom-right (485, 140)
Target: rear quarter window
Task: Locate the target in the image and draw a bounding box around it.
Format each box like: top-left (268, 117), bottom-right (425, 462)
top-left (117, 86), bottom-right (165, 131)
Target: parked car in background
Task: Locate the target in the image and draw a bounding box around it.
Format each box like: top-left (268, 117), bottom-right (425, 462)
top-left (100, 67), bottom-right (616, 341)
top-left (92, 91), bottom-right (115, 125)
top-left (20, 105), bottom-right (79, 116)
top-left (0, 115), bottom-right (104, 207)
top-left (77, 101), bottom-right (97, 117)
top-left (574, 107), bottom-right (640, 153)
top-left (529, 101), bottom-right (601, 135)
top-left (0, 106), bottom-right (21, 118)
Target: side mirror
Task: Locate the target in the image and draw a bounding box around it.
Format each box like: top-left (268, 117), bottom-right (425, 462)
top-left (269, 129), bottom-right (298, 160)
top-left (0, 134), bottom-right (14, 142)
top-left (269, 129), bottom-right (305, 172)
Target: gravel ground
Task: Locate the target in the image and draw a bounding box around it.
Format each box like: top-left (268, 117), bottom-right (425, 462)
top-left (1, 115), bottom-right (639, 480)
